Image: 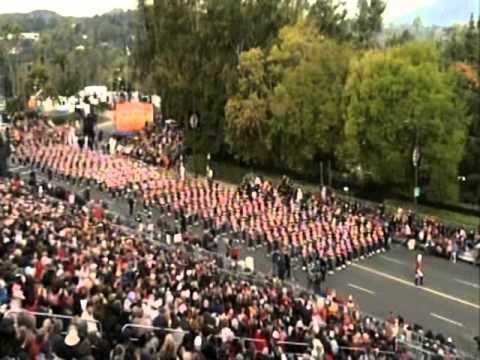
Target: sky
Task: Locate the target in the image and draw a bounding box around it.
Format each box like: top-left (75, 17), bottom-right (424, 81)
top-left (0, 0), bottom-right (477, 26)
top-left (342, 0), bottom-right (478, 25)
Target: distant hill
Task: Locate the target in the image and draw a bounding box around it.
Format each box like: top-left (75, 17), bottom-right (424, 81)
top-left (26, 10), bottom-right (60, 20)
top-left (0, 10), bottom-right (135, 50)
top-left (0, 10), bottom-right (65, 32)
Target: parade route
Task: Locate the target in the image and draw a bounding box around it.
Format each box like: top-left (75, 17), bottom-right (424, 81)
top-left (11, 162), bottom-right (480, 356)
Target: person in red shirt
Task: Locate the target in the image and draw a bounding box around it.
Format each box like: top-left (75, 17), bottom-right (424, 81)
top-left (92, 200), bottom-right (104, 222)
top-left (415, 253), bottom-right (424, 286)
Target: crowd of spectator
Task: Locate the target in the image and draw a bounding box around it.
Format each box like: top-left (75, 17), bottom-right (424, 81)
top-left (0, 179), bottom-right (464, 360)
top-left (116, 122), bottom-right (183, 170)
top-left (391, 209), bottom-right (477, 262)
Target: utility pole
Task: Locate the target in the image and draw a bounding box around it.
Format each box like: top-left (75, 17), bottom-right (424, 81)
top-left (327, 159), bottom-right (332, 188)
top-left (190, 113), bottom-right (199, 177)
top-left (412, 127), bottom-right (420, 206)
top-left (320, 161), bottom-right (324, 187)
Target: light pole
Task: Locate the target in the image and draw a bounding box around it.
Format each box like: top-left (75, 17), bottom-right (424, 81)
top-left (343, 186), bottom-right (350, 205)
top-left (412, 128), bottom-right (420, 206)
top-left (125, 45), bottom-right (131, 93)
top-left (189, 113), bottom-right (199, 177)
top-left (8, 47), bottom-right (19, 98)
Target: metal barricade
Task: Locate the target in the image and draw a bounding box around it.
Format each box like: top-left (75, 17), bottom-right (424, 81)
top-left (5, 309), bottom-right (103, 333)
top-left (396, 338), bottom-right (477, 360)
top-left (121, 323), bottom-right (398, 359)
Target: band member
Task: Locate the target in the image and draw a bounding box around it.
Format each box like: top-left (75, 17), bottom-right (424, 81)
top-left (415, 253), bottom-right (424, 286)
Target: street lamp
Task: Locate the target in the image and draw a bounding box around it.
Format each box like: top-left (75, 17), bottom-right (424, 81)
top-left (403, 119), bottom-right (422, 206)
top-left (189, 113), bottom-right (199, 177)
top-left (408, 122), bottom-right (421, 207)
top-left (206, 152), bottom-right (213, 184)
top-left (343, 186), bottom-right (350, 205)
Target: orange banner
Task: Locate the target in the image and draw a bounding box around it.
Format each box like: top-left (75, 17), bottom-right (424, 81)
top-left (114, 102), bottom-right (153, 132)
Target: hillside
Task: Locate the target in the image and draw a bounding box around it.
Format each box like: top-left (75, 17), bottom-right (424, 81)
top-left (0, 10), bottom-right (136, 100)
top-left (0, 9), bottom-right (135, 46)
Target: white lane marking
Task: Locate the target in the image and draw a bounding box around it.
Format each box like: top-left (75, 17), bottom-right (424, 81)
top-left (430, 313), bottom-right (464, 327)
top-left (20, 170), bottom-right (31, 176)
top-left (347, 283), bottom-right (376, 295)
top-left (352, 263), bottom-right (480, 310)
top-left (454, 279), bottom-right (480, 289)
top-left (380, 255), bottom-right (407, 266)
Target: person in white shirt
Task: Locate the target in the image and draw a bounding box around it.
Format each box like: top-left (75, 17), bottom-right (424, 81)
top-left (109, 137), bottom-right (117, 155)
top-left (81, 301), bottom-right (99, 333)
top-left (179, 161), bottom-right (186, 182)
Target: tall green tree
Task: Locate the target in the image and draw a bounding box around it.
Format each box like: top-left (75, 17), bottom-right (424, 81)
top-left (353, 0), bottom-right (386, 47)
top-left (456, 69), bottom-right (480, 202)
top-left (307, 0), bottom-right (350, 40)
top-left (225, 22), bottom-right (352, 174)
top-left (134, 0), bottom-right (304, 155)
top-left (225, 48), bottom-right (271, 164)
top-left (267, 22), bottom-right (352, 172)
top-left (344, 42), bottom-right (470, 201)
top-left (465, 12), bottom-right (479, 64)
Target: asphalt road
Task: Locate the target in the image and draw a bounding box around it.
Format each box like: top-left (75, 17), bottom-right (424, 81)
top-left (8, 158), bottom-right (480, 357)
top-left (325, 246), bottom-right (479, 355)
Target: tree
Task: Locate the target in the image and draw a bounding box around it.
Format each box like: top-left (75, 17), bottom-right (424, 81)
top-left (465, 12), bottom-right (479, 64)
top-left (134, 0), bottom-right (304, 156)
top-left (307, 0), bottom-right (350, 40)
top-left (454, 63), bottom-right (480, 203)
top-left (344, 42), bottom-right (470, 201)
top-left (353, 0), bottom-right (386, 47)
top-left (225, 48), bottom-right (271, 164)
top-left (226, 22), bottom-right (352, 174)
top-left (267, 22), bottom-right (352, 173)
top-left (443, 26), bottom-right (467, 64)
top-left (412, 16), bottom-right (423, 38)
top-left (386, 29), bottom-right (414, 47)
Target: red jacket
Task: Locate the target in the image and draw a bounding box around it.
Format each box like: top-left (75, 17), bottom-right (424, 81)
top-left (92, 205), bottom-right (103, 221)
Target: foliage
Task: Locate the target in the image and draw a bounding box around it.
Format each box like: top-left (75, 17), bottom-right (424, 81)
top-left (386, 29), bottom-right (414, 47)
top-left (352, 0), bottom-right (386, 47)
top-left (442, 13), bottom-right (480, 203)
top-left (343, 42), bottom-right (470, 201)
top-left (267, 23), bottom-right (352, 173)
top-left (225, 22), bottom-right (352, 175)
top-left (307, 0), bottom-right (350, 40)
top-left (0, 9), bottom-right (132, 100)
top-left (225, 48), bottom-right (271, 164)
top-left (134, 0), bottom-right (303, 153)
top-left (464, 13), bottom-right (479, 65)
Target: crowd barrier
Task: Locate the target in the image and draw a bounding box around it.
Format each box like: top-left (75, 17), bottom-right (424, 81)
top-left (121, 323), bottom-right (398, 358)
top-left (5, 309), bottom-right (103, 334)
